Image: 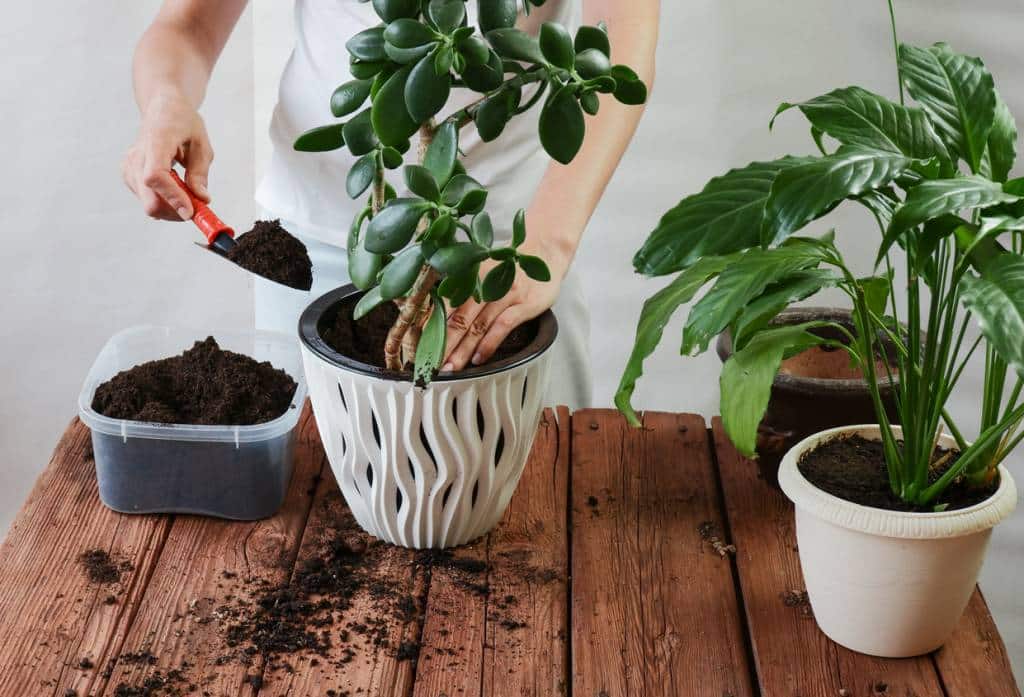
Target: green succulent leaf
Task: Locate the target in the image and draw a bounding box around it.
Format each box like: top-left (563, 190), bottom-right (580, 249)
top-left (347, 213), bottom-right (384, 290)
top-left (350, 59), bottom-right (387, 80)
top-left (293, 123), bottom-right (346, 152)
top-left (489, 247), bottom-right (516, 261)
top-left (474, 94), bottom-right (510, 141)
top-left (539, 84), bottom-right (585, 164)
top-left (342, 108), bottom-right (378, 156)
top-left (423, 121), bottom-right (459, 188)
top-left (364, 198), bottom-right (432, 254)
top-left (353, 285), bottom-right (386, 320)
top-left (427, 0), bottom-right (466, 33)
top-left (331, 79), bottom-right (373, 117)
top-left (476, 0), bottom-right (518, 33)
top-left (438, 264), bottom-right (480, 307)
top-left (458, 35), bottom-right (490, 66)
top-left (771, 86), bottom-right (949, 161)
top-left (610, 65), bottom-right (646, 105)
top-left (961, 254), bottom-right (1024, 379)
top-left (898, 42), bottom-right (996, 173)
top-left (428, 242), bottom-right (490, 274)
top-left (371, 63), bottom-right (419, 146)
top-left (512, 208), bottom-right (526, 246)
top-left (381, 146), bottom-right (404, 169)
top-left (482, 259), bottom-right (517, 301)
top-left (539, 22), bottom-right (574, 69)
top-left (762, 147), bottom-right (914, 247)
top-left (404, 164), bottom-right (440, 202)
top-left (518, 254), bottom-right (551, 282)
top-left (721, 322), bottom-right (828, 457)
top-left (379, 245), bottom-right (426, 300)
top-left (441, 173), bottom-right (487, 211)
top-left (462, 49), bottom-right (505, 92)
top-left (580, 91), bottom-right (600, 115)
top-left (385, 41), bottom-right (436, 65)
top-left (384, 18), bottom-right (437, 49)
top-left (575, 48), bottom-right (611, 79)
top-left (574, 25), bottom-right (610, 58)
top-left (434, 45), bottom-right (455, 75)
top-left (470, 212), bottom-right (494, 247)
top-left (633, 157), bottom-right (815, 276)
top-left (347, 153), bottom-right (377, 199)
top-left (347, 26), bottom-right (387, 62)
top-left (615, 256), bottom-right (735, 426)
top-left (406, 50), bottom-right (452, 122)
top-left (414, 294), bottom-right (447, 385)
top-left (372, 0), bottom-right (420, 23)
top-left (486, 27), bottom-right (545, 64)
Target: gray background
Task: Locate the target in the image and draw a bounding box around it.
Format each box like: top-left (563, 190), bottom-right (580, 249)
top-left (2, 0), bottom-right (1021, 682)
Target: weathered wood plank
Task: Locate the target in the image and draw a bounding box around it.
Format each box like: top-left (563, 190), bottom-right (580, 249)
top-left (934, 590), bottom-right (1021, 697)
top-left (0, 419), bottom-right (172, 697)
top-left (94, 407), bottom-right (324, 697)
top-left (411, 406), bottom-right (571, 697)
top-left (711, 418), bottom-right (947, 697)
top-left (571, 410), bottom-right (754, 697)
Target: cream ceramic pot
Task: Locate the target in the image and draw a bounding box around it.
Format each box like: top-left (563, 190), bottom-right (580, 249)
top-left (778, 424), bottom-right (1017, 657)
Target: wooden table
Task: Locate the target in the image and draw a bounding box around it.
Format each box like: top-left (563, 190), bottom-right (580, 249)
top-left (1, 406), bottom-right (1018, 697)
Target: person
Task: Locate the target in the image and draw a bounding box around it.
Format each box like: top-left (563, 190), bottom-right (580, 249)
top-left (123, 0), bottom-right (658, 409)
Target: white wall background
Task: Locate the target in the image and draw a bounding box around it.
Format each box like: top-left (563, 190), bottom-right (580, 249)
top-left (2, 0), bottom-right (1022, 683)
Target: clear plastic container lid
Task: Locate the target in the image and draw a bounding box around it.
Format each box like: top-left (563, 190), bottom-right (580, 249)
top-left (78, 326), bottom-right (308, 444)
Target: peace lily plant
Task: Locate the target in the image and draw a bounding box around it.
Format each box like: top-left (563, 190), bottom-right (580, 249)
top-left (617, 4), bottom-right (1022, 656)
top-left (293, 0), bottom-right (645, 549)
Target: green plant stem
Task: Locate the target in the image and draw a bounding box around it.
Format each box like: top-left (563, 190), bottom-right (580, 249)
top-left (887, 0), bottom-right (905, 105)
top-left (443, 66), bottom-right (549, 128)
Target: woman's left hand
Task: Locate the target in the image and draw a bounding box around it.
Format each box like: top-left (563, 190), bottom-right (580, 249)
top-left (441, 242), bottom-right (567, 372)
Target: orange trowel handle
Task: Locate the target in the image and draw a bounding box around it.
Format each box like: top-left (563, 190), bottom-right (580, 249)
top-left (169, 170), bottom-right (234, 246)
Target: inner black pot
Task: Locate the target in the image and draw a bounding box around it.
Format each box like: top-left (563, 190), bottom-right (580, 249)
top-left (716, 307), bottom-right (900, 488)
top-left (299, 284), bottom-right (559, 382)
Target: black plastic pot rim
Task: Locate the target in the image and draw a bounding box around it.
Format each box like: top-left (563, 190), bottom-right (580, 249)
top-left (298, 284), bottom-right (559, 383)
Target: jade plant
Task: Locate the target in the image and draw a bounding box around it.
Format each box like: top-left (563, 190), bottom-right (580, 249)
top-left (617, 12), bottom-right (1024, 507)
top-left (294, 0), bottom-right (646, 383)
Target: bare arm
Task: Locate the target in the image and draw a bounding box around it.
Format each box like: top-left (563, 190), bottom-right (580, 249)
top-left (443, 0), bottom-right (660, 370)
top-left (123, 0), bottom-right (247, 220)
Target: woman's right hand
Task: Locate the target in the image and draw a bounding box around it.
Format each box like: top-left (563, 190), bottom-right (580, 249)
top-left (122, 92), bottom-right (214, 221)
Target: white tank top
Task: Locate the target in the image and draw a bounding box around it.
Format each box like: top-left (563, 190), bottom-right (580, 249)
top-left (256, 0), bottom-right (581, 245)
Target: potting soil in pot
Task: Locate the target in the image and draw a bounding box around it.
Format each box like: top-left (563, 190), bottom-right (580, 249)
top-left (320, 293), bottom-right (538, 369)
top-left (91, 336), bottom-right (296, 425)
top-left (226, 219), bottom-right (313, 291)
top-left (798, 434), bottom-right (998, 512)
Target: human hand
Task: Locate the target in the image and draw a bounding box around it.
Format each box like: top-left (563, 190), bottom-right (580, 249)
top-left (122, 92), bottom-right (213, 221)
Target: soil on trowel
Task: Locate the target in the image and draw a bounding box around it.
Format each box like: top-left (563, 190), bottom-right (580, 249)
top-left (226, 219), bottom-right (313, 291)
top-left (91, 337), bottom-right (296, 426)
top-left (320, 293), bottom-right (539, 371)
top-left (798, 434), bottom-right (997, 512)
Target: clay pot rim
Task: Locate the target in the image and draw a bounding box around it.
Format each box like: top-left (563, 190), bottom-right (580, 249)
top-left (298, 284), bottom-right (558, 382)
top-left (716, 306), bottom-right (900, 396)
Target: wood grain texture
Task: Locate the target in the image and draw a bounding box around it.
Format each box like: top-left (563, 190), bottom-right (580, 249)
top-left (934, 590), bottom-right (1022, 697)
top-left (0, 419), bottom-right (172, 697)
top-left (95, 407), bottom-right (324, 697)
top-left (711, 418), bottom-right (947, 697)
top-left (571, 410), bottom-right (754, 697)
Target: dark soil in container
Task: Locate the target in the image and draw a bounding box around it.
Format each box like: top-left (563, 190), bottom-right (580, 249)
top-left (798, 434), bottom-right (998, 512)
top-left (91, 337), bottom-right (296, 426)
top-left (320, 293), bottom-right (538, 370)
top-left (226, 219), bottom-right (313, 291)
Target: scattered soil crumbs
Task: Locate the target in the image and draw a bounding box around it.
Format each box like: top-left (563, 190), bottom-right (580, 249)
top-left (697, 521), bottom-right (736, 557)
top-left (226, 219), bottom-right (312, 291)
top-left (798, 434), bottom-right (998, 512)
top-left (91, 337), bottom-right (296, 425)
top-left (780, 590), bottom-right (813, 618)
top-left (78, 549), bottom-right (133, 584)
top-left (320, 292), bottom-right (539, 371)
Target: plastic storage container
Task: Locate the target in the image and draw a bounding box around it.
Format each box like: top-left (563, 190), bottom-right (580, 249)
top-left (78, 326), bottom-right (308, 520)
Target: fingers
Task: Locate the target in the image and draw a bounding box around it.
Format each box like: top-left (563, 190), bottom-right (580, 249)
top-left (122, 147), bottom-right (180, 221)
top-left (183, 130), bottom-right (214, 202)
top-left (472, 305), bottom-right (526, 367)
top-left (443, 298), bottom-right (515, 372)
top-left (142, 143), bottom-right (193, 220)
top-left (441, 298), bottom-right (486, 371)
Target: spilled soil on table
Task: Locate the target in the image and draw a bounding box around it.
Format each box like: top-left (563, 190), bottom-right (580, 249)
top-left (226, 219), bottom-right (313, 291)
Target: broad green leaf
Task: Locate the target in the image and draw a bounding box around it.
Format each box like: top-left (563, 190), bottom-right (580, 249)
top-left (899, 42), bottom-right (996, 172)
top-left (404, 164), bottom-right (440, 202)
top-left (364, 198), bottom-right (431, 254)
top-left (574, 25), bottom-right (610, 58)
top-left (381, 146), bottom-right (404, 169)
top-left (682, 242), bottom-right (830, 355)
top-left (512, 209), bottom-right (526, 246)
top-left (414, 295), bottom-right (448, 385)
top-left (858, 275), bottom-right (892, 317)
top-left (347, 212), bottom-right (383, 290)
top-left (350, 59), bottom-right (387, 80)
top-left (580, 91), bottom-right (600, 116)
top-left (880, 175), bottom-right (1020, 262)
top-left (462, 49), bottom-right (504, 92)
top-left (539, 22), bottom-right (574, 69)
top-left (354, 285), bottom-right (386, 320)
top-left (470, 212), bottom-right (494, 247)
top-left (731, 269), bottom-right (837, 349)
top-left (346, 27), bottom-right (387, 62)
top-left (721, 323), bottom-right (827, 457)
top-left (476, 0), bottom-right (518, 33)
top-left (423, 121), bottom-right (458, 187)
top-left (486, 27), bottom-right (545, 64)
top-left (343, 108), bottom-right (378, 156)
top-left (458, 35), bottom-right (490, 66)
top-left (474, 95), bottom-right (510, 141)
top-left (615, 256), bottom-right (734, 426)
top-left (372, 0), bottom-right (419, 23)
top-left (610, 65), bottom-right (646, 105)
top-left (575, 48), bottom-right (611, 79)
top-left (380, 245), bottom-right (425, 300)
top-left (331, 79), bottom-right (372, 117)
top-left (429, 242), bottom-right (490, 274)
top-left (632, 157), bottom-right (815, 276)
top-left (771, 86), bottom-right (949, 161)
top-left (406, 50), bottom-right (451, 121)
top-left (519, 254), bottom-right (551, 282)
top-left (427, 0), bottom-right (466, 33)
top-left (385, 41), bottom-right (436, 65)
top-left (539, 85), bottom-right (585, 164)
top-left (441, 173), bottom-right (485, 207)
top-left (986, 91), bottom-right (1017, 182)
top-left (384, 19), bottom-right (436, 49)
top-left (371, 63), bottom-right (419, 146)
top-left (347, 153), bottom-right (377, 199)
top-left (961, 254), bottom-right (1024, 378)
top-left (481, 259), bottom-right (516, 300)
top-left (293, 123), bottom-right (345, 152)
top-left (438, 264), bottom-right (479, 307)
top-left (762, 147), bottom-right (914, 247)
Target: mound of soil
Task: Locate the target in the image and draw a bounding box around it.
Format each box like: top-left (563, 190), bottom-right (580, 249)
top-left (91, 337), bottom-right (296, 426)
top-left (798, 434), bottom-right (998, 512)
top-left (226, 220), bottom-right (312, 291)
top-left (320, 293), bottom-right (538, 371)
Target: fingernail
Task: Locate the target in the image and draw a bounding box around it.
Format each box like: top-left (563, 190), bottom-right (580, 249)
top-left (471, 353), bottom-right (482, 365)
top-left (441, 362), bottom-right (454, 373)
top-left (177, 207), bottom-right (191, 220)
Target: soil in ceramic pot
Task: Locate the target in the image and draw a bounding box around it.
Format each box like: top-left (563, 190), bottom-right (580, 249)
top-left (321, 293), bottom-right (539, 370)
top-left (798, 434), bottom-right (998, 512)
top-left (91, 337), bottom-right (297, 425)
top-left (226, 219), bottom-right (313, 291)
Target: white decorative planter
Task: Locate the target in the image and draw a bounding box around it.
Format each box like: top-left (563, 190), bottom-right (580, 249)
top-left (299, 286), bottom-right (556, 549)
top-left (779, 425), bottom-right (1017, 657)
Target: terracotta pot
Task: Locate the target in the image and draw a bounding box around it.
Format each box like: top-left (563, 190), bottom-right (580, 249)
top-left (779, 425), bottom-right (1017, 657)
top-left (298, 285), bottom-right (557, 549)
top-left (716, 307), bottom-right (899, 486)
